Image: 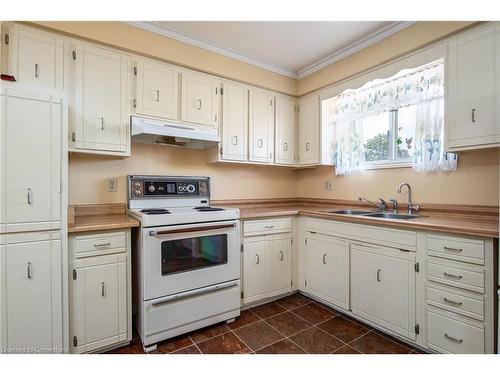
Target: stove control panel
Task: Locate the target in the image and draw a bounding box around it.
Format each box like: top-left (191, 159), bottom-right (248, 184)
top-left (128, 175), bottom-right (210, 198)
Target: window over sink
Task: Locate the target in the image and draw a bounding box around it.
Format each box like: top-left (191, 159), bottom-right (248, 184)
top-left (322, 58), bottom-right (457, 175)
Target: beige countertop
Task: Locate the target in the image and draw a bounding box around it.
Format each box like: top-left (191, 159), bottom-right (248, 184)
top-left (222, 200), bottom-right (499, 238)
top-left (68, 203), bottom-right (140, 234)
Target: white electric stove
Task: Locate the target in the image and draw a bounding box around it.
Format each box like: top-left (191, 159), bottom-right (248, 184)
top-left (128, 175), bottom-right (241, 352)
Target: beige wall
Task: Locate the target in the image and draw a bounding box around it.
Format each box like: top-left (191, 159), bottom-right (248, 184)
top-left (68, 144), bottom-right (297, 205)
top-left (297, 21), bottom-right (476, 95)
top-left (28, 21), bottom-right (297, 96)
top-left (296, 149), bottom-right (500, 206)
top-left (40, 21), bottom-right (496, 207)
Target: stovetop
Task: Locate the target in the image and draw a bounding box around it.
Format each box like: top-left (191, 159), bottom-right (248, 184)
top-left (129, 205), bottom-right (239, 227)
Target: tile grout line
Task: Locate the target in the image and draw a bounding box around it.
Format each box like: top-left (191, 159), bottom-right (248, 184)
top-left (225, 322), bottom-right (257, 354)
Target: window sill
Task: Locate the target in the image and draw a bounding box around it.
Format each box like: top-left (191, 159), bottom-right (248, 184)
top-left (362, 161), bottom-right (412, 170)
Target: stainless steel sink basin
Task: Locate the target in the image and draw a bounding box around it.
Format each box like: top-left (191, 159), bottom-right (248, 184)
top-left (365, 212), bottom-right (421, 220)
top-left (326, 209), bottom-right (374, 215)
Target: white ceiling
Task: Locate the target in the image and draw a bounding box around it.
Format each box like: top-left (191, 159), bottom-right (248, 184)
top-left (128, 21), bottom-right (414, 79)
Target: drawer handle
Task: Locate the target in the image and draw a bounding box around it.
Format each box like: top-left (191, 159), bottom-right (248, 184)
top-left (27, 262), bottom-right (33, 279)
top-left (471, 108), bottom-right (476, 123)
top-left (284, 142), bottom-right (288, 151)
top-left (444, 333), bottom-right (463, 344)
top-left (258, 139), bottom-right (263, 148)
top-left (94, 242), bottom-right (111, 249)
top-left (27, 188), bottom-right (33, 205)
top-left (376, 269), bottom-right (382, 282)
top-left (255, 254), bottom-right (260, 265)
top-left (444, 246), bottom-right (463, 253)
top-left (34, 63), bottom-right (39, 78)
top-left (444, 297), bottom-right (463, 306)
top-left (305, 142), bottom-right (310, 151)
top-left (264, 225), bottom-right (275, 229)
top-left (232, 136), bottom-right (238, 145)
top-left (443, 272), bottom-right (463, 280)
top-left (101, 282), bottom-right (105, 297)
top-left (322, 254), bottom-right (327, 264)
top-left (280, 251), bottom-right (284, 261)
top-left (101, 117), bottom-right (105, 130)
top-left (156, 89), bottom-right (160, 102)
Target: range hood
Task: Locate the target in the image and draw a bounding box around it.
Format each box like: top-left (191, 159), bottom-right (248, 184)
top-left (131, 116), bottom-right (220, 149)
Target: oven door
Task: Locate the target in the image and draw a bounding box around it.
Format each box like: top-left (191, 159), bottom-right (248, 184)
top-left (142, 220), bottom-right (240, 300)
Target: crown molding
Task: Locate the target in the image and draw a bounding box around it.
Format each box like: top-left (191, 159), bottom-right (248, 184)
top-left (297, 21), bottom-right (415, 78)
top-left (125, 21), bottom-right (415, 80)
top-left (125, 21), bottom-right (298, 78)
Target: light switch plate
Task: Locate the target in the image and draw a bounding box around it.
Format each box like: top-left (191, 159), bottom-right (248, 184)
top-left (107, 177), bottom-right (117, 192)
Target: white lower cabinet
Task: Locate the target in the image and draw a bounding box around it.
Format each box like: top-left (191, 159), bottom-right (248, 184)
top-left (69, 230), bottom-right (132, 353)
top-left (351, 243), bottom-right (416, 340)
top-left (0, 232), bottom-right (63, 353)
top-left (242, 218), bottom-right (292, 305)
top-left (304, 232), bottom-right (349, 310)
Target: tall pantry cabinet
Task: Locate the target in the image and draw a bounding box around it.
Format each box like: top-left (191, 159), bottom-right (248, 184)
top-left (0, 83), bottom-right (68, 353)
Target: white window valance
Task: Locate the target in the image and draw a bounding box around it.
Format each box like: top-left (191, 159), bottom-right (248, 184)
top-left (334, 59), bottom-right (444, 123)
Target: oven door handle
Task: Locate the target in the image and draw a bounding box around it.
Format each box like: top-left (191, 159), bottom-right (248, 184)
top-left (149, 223), bottom-right (236, 237)
top-left (150, 280), bottom-right (239, 307)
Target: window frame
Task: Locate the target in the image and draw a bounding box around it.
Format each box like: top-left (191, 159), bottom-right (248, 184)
top-left (361, 108), bottom-right (413, 170)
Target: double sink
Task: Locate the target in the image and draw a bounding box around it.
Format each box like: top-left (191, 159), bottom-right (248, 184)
top-left (325, 209), bottom-right (421, 220)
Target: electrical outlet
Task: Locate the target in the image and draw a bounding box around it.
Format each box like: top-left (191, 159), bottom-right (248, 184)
top-left (107, 178), bottom-right (117, 192)
top-left (324, 180), bottom-right (333, 191)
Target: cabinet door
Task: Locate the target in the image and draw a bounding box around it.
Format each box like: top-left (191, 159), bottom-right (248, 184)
top-left (249, 89), bottom-right (274, 163)
top-left (351, 244), bottom-right (416, 339)
top-left (221, 81), bottom-right (248, 161)
top-left (243, 238), bottom-right (268, 304)
top-left (305, 234), bottom-right (349, 310)
top-left (269, 235), bottom-right (292, 296)
top-left (298, 96), bottom-right (320, 165)
top-left (135, 60), bottom-right (179, 120)
top-left (447, 24), bottom-right (497, 148)
top-left (1, 87), bottom-right (62, 232)
top-left (72, 255), bottom-right (127, 353)
top-left (275, 96), bottom-right (296, 165)
top-left (181, 71), bottom-right (219, 128)
top-left (2, 237), bottom-right (62, 352)
top-left (66, 43), bottom-right (130, 154)
top-left (1, 26), bottom-right (63, 89)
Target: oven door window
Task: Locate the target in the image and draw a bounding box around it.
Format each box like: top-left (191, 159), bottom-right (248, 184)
top-left (161, 234), bottom-right (228, 275)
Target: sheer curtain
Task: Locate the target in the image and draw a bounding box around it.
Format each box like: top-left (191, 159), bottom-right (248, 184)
top-left (332, 59), bottom-right (457, 175)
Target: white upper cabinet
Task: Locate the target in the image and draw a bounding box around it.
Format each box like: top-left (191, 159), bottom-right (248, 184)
top-left (1, 25), bottom-right (63, 89)
top-left (0, 86), bottom-right (63, 233)
top-left (134, 59), bottom-right (179, 120)
top-left (181, 71), bottom-right (220, 128)
top-left (221, 81), bottom-right (248, 161)
top-left (65, 41), bottom-right (130, 156)
top-left (298, 95), bottom-right (320, 165)
top-left (351, 243), bottom-right (416, 340)
top-left (249, 88), bottom-right (275, 163)
top-left (275, 95), bottom-right (296, 165)
top-left (304, 233), bottom-right (350, 310)
top-left (446, 23), bottom-right (500, 150)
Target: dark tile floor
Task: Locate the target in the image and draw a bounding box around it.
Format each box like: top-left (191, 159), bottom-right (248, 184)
top-left (106, 293), bottom-right (426, 354)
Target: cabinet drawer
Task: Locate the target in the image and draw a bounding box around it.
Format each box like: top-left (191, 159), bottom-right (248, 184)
top-left (427, 285), bottom-right (484, 321)
top-left (427, 311), bottom-right (484, 353)
top-left (427, 261), bottom-right (484, 293)
top-left (427, 234), bottom-right (484, 265)
top-left (74, 231), bottom-right (126, 256)
top-left (243, 218), bottom-right (292, 236)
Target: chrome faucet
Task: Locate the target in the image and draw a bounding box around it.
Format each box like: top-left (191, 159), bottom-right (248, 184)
top-left (389, 198), bottom-right (398, 213)
top-left (358, 197), bottom-right (388, 211)
top-left (397, 182), bottom-right (420, 215)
